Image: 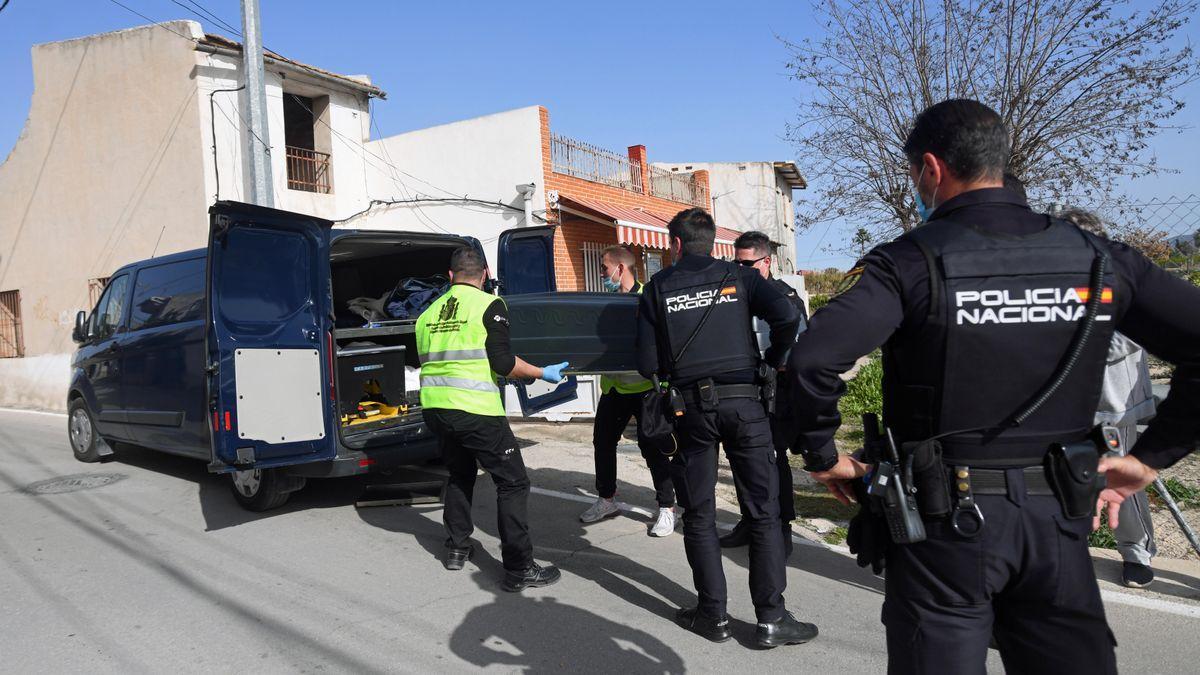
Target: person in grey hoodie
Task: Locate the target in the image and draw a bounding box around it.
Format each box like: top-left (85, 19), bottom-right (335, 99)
top-left (1060, 207), bottom-right (1158, 587)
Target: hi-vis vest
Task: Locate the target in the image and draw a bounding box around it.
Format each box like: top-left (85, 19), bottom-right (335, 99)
top-left (416, 284), bottom-right (505, 416)
top-left (600, 280), bottom-right (653, 395)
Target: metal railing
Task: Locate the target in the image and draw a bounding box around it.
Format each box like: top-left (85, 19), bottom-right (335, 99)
top-left (286, 146), bottom-right (332, 194)
top-left (649, 166), bottom-right (707, 208)
top-left (551, 134), bottom-right (643, 193)
top-left (0, 290), bottom-right (24, 359)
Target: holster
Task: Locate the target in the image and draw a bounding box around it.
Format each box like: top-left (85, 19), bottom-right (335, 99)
top-left (1045, 441), bottom-right (1105, 519)
top-left (903, 440), bottom-right (951, 517)
top-left (756, 362), bottom-right (777, 415)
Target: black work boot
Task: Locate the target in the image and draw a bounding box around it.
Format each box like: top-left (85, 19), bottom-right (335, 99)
top-left (443, 544), bottom-right (473, 571)
top-left (502, 562), bottom-right (562, 592)
top-left (719, 519), bottom-right (751, 548)
top-left (676, 606), bottom-right (732, 643)
top-left (756, 611), bottom-right (818, 648)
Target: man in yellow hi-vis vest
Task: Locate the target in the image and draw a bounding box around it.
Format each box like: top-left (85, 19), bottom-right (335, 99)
top-left (417, 247), bottom-right (568, 591)
top-left (579, 246), bottom-right (677, 536)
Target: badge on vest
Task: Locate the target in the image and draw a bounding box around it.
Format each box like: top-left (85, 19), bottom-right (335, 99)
top-left (664, 286), bottom-right (739, 313)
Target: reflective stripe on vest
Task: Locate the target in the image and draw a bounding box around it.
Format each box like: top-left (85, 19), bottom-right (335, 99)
top-left (415, 284), bottom-right (506, 416)
top-left (601, 280), bottom-right (653, 395)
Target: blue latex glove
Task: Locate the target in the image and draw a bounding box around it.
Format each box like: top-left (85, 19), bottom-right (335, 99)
top-left (540, 362), bottom-right (570, 384)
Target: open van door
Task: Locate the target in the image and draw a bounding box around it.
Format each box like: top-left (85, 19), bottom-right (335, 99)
top-left (206, 202), bottom-right (335, 473)
top-left (495, 226), bottom-right (578, 415)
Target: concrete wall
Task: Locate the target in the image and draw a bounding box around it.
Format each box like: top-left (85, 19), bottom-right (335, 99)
top-left (0, 22), bottom-right (211, 409)
top-left (195, 49), bottom-right (373, 221)
top-left (351, 106), bottom-right (547, 267)
top-left (654, 162), bottom-right (799, 274)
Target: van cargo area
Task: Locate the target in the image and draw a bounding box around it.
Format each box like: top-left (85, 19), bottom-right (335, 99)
top-left (329, 234), bottom-right (462, 447)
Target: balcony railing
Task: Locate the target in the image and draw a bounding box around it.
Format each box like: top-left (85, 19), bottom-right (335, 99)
top-left (649, 166), bottom-right (707, 208)
top-left (550, 134), bottom-right (643, 193)
top-left (286, 146), bottom-right (332, 194)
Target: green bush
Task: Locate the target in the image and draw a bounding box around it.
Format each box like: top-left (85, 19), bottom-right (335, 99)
top-left (839, 353), bottom-right (883, 419)
top-left (1089, 523), bottom-right (1117, 549)
top-left (808, 293), bottom-right (831, 312)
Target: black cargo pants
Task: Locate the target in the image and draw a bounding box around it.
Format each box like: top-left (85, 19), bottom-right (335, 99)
top-left (593, 389), bottom-right (676, 507)
top-left (882, 470), bottom-right (1117, 674)
top-left (670, 396), bottom-right (787, 623)
top-left (424, 408), bottom-right (533, 573)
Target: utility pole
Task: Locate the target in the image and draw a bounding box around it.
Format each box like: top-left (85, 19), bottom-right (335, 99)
top-left (240, 0), bottom-right (274, 207)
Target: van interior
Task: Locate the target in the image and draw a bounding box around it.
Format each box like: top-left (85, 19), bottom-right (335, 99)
top-left (329, 234), bottom-right (464, 441)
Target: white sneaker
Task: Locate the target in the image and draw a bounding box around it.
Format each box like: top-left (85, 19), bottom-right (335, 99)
top-left (649, 507), bottom-right (677, 537)
top-left (580, 497), bottom-right (620, 523)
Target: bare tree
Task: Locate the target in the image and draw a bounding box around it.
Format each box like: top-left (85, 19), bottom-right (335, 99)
top-left (784, 0), bottom-right (1200, 247)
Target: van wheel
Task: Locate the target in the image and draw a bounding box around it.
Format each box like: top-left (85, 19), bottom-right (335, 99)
top-left (68, 399), bottom-right (101, 463)
top-left (229, 468), bottom-right (305, 511)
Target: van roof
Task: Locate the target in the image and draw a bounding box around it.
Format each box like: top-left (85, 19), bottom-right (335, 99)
top-left (113, 248), bottom-right (206, 276)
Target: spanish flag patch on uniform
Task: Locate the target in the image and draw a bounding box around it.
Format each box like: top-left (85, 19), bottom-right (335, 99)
top-left (836, 266), bottom-right (865, 295)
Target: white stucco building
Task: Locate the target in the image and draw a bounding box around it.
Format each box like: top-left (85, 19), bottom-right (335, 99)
top-left (653, 161), bottom-right (806, 275)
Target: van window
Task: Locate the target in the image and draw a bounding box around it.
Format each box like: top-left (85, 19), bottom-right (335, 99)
top-left (90, 274), bottom-right (130, 340)
top-left (130, 259), bottom-right (205, 331)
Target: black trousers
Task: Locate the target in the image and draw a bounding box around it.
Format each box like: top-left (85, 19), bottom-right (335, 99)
top-left (729, 393), bottom-right (797, 524)
top-left (671, 396), bottom-right (787, 623)
top-left (593, 390), bottom-right (675, 507)
top-left (424, 408), bottom-right (533, 572)
top-left (883, 476), bottom-right (1117, 675)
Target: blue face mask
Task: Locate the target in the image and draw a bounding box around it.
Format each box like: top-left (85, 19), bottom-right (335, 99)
top-left (601, 275), bottom-right (621, 292)
top-left (912, 165), bottom-right (938, 223)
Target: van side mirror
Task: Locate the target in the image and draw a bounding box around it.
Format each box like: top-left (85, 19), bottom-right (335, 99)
top-left (72, 310), bottom-right (88, 344)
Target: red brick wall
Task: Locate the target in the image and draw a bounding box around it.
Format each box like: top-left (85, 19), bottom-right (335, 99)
top-left (538, 107), bottom-right (711, 291)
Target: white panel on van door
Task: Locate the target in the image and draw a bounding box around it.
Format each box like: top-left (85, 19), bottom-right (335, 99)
top-left (234, 348), bottom-right (326, 444)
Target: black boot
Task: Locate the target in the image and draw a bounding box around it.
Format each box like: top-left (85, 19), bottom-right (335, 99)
top-left (443, 544), bottom-right (473, 571)
top-left (502, 562), bottom-right (562, 592)
top-left (676, 606), bottom-right (732, 643)
top-left (719, 519), bottom-right (751, 548)
top-left (756, 611), bottom-right (818, 648)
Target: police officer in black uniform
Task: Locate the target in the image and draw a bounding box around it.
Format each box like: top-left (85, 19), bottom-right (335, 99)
top-left (786, 99), bottom-right (1200, 673)
top-left (636, 208), bottom-right (817, 648)
top-left (721, 231), bottom-right (807, 555)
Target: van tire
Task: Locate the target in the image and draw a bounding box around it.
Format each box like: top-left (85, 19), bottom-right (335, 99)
top-left (68, 398), bottom-right (102, 463)
top-left (230, 468), bottom-right (305, 511)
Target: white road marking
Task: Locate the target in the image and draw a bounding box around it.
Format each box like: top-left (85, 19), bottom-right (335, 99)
top-left (0, 407), bottom-right (67, 419)
top-left (1100, 589), bottom-right (1200, 619)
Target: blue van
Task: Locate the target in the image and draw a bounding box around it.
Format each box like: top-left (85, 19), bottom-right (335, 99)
top-left (67, 201), bottom-right (582, 510)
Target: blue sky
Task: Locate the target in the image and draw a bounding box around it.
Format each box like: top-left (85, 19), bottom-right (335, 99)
top-left (1, 0), bottom-right (1197, 269)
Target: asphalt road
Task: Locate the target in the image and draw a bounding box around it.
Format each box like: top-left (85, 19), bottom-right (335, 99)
top-left (1, 408), bottom-right (1198, 673)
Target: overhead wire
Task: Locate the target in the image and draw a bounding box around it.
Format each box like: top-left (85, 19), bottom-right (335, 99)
top-left (105, 0), bottom-right (197, 42)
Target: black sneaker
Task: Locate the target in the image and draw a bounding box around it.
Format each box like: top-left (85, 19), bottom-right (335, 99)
top-left (1121, 562), bottom-right (1154, 588)
top-left (756, 611), bottom-right (818, 648)
top-left (676, 606), bottom-right (732, 643)
top-left (719, 520), bottom-right (751, 548)
top-left (502, 563), bottom-right (562, 592)
top-left (443, 545), bottom-right (473, 571)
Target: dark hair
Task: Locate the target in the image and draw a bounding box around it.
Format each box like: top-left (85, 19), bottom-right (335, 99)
top-left (667, 208), bottom-right (716, 257)
top-left (733, 231), bottom-right (771, 257)
top-left (902, 99), bottom-right (1011, 181)
top-left (1003, 172), bottom-right (1027, 200)
top-left (1059, 207), bottom-right (1109, 238)
top-left (600, 244), bottom-right (636, 268)
top-left (449, 246), bottom-right (486, 278)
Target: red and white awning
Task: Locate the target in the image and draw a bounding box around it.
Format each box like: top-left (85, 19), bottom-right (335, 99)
top-left (559, 194), bottom-right (738, 258)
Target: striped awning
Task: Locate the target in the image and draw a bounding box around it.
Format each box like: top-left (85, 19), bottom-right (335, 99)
top-left (560, 194), bottom-right (737, 258)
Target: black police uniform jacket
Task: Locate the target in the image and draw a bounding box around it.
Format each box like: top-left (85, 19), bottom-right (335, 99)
top-left (636, 255), bottom-right (799, 388)
top-left (786, 188), bottom-right (1200, 472)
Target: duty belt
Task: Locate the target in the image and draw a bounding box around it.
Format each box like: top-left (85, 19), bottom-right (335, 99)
top-left (680, 381), bottom-right (761, 410)
top-left (946, 465), bottom-right (1054, 537)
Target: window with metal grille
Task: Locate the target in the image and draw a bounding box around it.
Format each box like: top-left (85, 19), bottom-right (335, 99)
top-left (0, 290), bottom-right (25, 359)
top-left (581, 242), bottom-right (605, 292)
top-left (88, 277), bottom-right (110, 310)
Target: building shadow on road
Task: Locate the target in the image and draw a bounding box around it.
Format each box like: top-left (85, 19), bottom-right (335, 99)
top-left (446, 552), bottom-right (687, 674)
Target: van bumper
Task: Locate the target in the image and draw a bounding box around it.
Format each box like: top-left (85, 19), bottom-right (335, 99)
top-left (282, 436), bottom-right (442, 478)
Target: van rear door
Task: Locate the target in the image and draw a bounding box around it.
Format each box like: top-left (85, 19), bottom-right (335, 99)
top-left (206, 202), bottom-right (335, 473)
top-left (495, 226), bottom-right (579, 415)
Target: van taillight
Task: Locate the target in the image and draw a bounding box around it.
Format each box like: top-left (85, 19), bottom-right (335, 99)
top-left (224, 411), bottom-right (232, 432)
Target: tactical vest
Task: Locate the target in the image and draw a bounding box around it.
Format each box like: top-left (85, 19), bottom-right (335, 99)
top-left (601, 281), bottom-right (654, 395)
top-left (653, 258), bottom-right (758, 383)
top-left (884, 218), bottom-right (1116, 467)
top-left (415, 284), bottom-right (505, 416)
